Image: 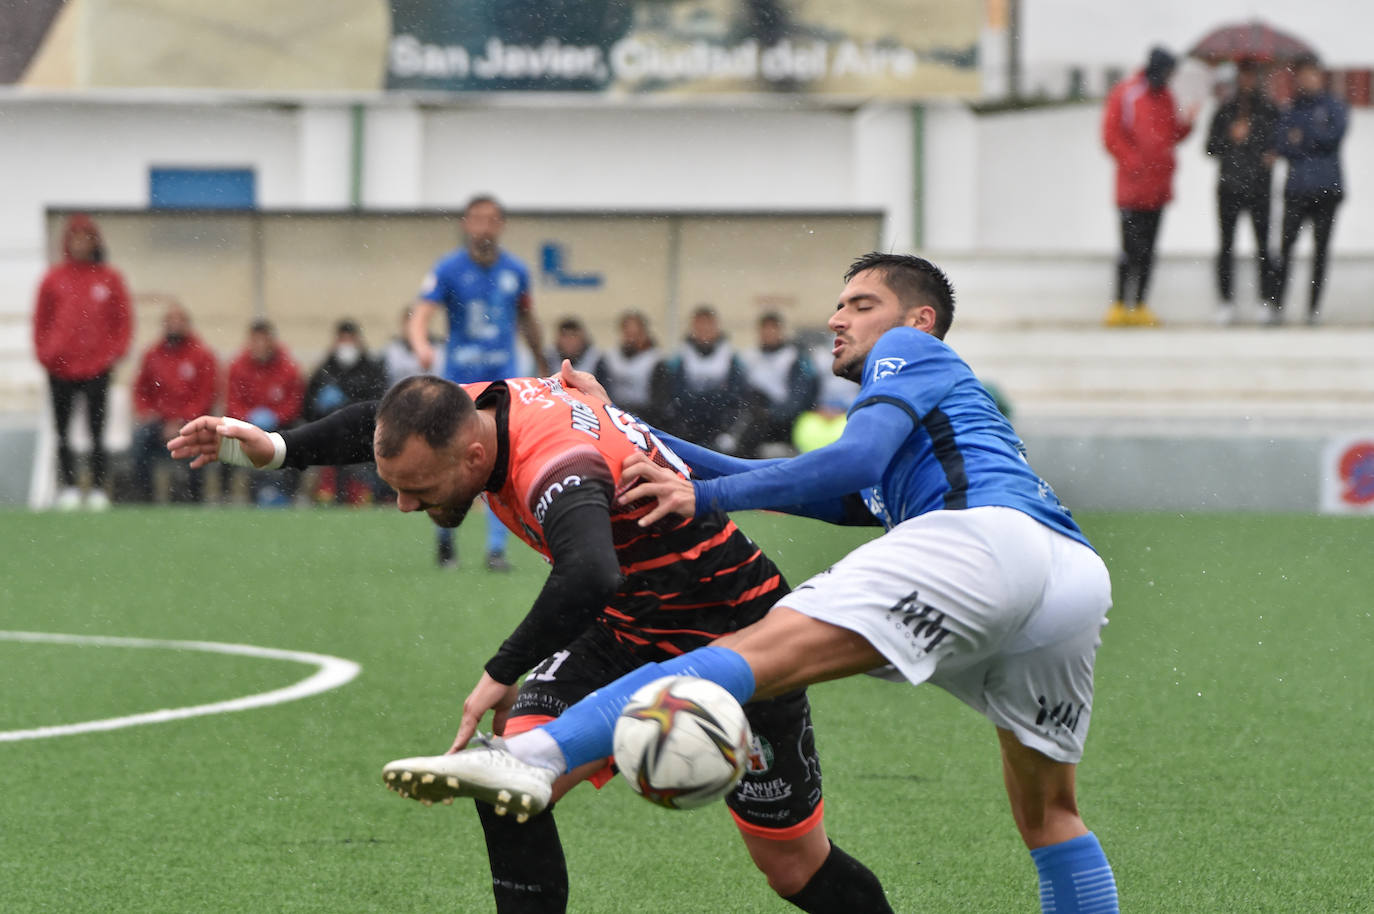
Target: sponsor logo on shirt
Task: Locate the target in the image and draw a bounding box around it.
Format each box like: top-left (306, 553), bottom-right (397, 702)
top-left (872, 356), bottom-right (906, 382)
top-left (533, 474), bottom-right (583, 524)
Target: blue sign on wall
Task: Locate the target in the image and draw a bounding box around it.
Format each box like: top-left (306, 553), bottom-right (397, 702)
top-left (540, 242), bottom-right (602, 288)
top-left (150, 168), bottom-right (256, 209)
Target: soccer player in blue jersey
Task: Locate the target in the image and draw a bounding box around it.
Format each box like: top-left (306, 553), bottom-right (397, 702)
top-left (409, 195), bottom-right (548, 570)
top-left (393, 252), bottom-right (1120, 914)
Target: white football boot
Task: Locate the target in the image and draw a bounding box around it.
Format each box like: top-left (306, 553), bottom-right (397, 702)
top-left (54, 487), bottom-right (83, 511)
top-left (381, 735), bottom-right (555, 822)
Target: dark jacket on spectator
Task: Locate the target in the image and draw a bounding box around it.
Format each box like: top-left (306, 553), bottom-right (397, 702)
top-left (1275, 90), bottom-right (1348, 199)
top-left (1206, 89), bottom-right (1280, 197)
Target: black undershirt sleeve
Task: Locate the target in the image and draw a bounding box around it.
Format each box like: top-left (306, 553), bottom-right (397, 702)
top-left (278, 401), bottom-right (379, 468)
top-left (483, 481), bottom-right (623, 685)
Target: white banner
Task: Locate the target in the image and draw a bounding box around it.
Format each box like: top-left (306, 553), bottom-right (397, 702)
top-left (1319, 435), bottom-right (1374, 514)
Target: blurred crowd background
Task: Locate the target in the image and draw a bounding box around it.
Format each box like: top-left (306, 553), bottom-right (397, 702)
top-left (2, 0), bottom-right (1370, 515)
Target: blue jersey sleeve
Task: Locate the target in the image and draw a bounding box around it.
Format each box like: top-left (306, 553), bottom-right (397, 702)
top-left (850, 327), bottom-right (963, 423)
top-left (420, 256), bottom-right (453, 306)
top-left (692, 401), bottom-right (913, 517)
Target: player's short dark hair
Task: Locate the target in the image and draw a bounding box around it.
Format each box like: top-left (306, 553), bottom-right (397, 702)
top-left (557, 317), bottom-right (585, 334)
top-left (758, 311), bottom-right (783, 327)
top-left (375, 375), bottom-right (476, 459)
top-left (691, 305), bottom-right (717, 321)
top-left (463, 194), bottom-right (505, 218)
top-left (249, 318), bottom-right (275, 336)
top-left (844, 252), bottom-right (957, 339)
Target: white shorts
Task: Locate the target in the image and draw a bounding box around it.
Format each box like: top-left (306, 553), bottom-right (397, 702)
top-left (780, 506), bottom-right (1112, 763)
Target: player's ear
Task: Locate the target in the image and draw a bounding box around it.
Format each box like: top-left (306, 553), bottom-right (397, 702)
top-left (902, 305), bottom-right (938, 333)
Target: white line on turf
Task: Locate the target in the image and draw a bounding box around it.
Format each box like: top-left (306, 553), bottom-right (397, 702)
top-left (0, 631), bottom-right (362, 743)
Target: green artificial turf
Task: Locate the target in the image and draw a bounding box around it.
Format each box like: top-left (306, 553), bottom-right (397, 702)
top-left (1, 508), bottom-right (1370, 912)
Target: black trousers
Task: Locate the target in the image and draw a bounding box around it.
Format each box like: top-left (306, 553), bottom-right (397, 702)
top-left (1216, 186), bottom-right (1273, 302)
top-left (1116, 208), bottom-right (1163, 306)
top-left (48, 372), bottom-right (110, 488)
top-left (1273, 191), bottom-right (1342, 314)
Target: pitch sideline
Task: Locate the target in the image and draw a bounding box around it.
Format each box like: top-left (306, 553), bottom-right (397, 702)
top-left (0, 630), bottom-right (362, 742)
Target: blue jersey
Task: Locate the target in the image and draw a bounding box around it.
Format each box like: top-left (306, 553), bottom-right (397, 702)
top-left (849, 327), bottom-right (1088, 545)
top-left (420, 248), bottom-right (531, 384)
top-left (685, 326), bottom-right (1090, 549)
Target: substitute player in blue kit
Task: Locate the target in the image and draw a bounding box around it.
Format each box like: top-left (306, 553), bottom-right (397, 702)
top-left (401, 252), bottom-right (1120, 914)
top-left (409, 195), bottom-right (548, 570)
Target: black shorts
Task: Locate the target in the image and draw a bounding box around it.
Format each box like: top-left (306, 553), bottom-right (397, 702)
top-left (508, 623), bottom-right (824, 839)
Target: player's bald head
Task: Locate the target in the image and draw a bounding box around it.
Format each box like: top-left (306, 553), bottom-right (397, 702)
top-left (844, 252), bottom-right (956, 339)
top-left (375, 376), bottom-right (477, 459)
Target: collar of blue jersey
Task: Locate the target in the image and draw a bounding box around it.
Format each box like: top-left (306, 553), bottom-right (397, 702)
top-left (472, 381), bottom-right (511, 493)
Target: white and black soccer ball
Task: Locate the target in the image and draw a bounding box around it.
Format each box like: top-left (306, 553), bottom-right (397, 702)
top-left (612, 675), bottom-right (752, 810)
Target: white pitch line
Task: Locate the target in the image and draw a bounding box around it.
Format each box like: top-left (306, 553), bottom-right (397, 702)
top-left (0, 631), bottom-right (361, 743)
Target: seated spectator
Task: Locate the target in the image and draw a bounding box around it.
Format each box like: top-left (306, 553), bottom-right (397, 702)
top-left (382, 305), bottom-right (443, 386)
top-left (306, 319), bottom-right (389, 504)
top-left (657, 305), bottom-right (746, 450)
top-left (225, 319), bottom-right (305, 507)
top-left (130, 301), bottom-right (218, 502)
top-left (600, 309), bottom-right (662, 424)
top-left (545, 316), bottom-right (604, 375)
top-left (732, 312), bottom-right (817, 457)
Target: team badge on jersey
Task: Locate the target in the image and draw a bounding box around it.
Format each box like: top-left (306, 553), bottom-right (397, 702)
top-left (872, 357), bottom-right (907, 381)
top-left (498, 270), bottom-right (520, 294)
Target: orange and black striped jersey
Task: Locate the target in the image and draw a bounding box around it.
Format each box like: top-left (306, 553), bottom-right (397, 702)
top-left (468, 377), bottom-right (786, 662)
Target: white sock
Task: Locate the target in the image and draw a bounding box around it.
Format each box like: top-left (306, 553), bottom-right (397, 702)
top-left (504, 729), bottom-right (569, 775)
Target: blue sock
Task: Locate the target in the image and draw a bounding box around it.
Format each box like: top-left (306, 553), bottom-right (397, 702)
top-left (542, 646), bottom-right (756, 770)
top-left (1030, 832), bottom-right (1118, 914)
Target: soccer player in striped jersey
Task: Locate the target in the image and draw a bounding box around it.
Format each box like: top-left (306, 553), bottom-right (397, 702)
top-left (427, 253), bottom-right (1121, 914)
top-left (168, 374), bottom-right (892, 914)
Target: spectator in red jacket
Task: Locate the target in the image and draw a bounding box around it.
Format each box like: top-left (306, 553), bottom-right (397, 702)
top-left (130, 302), bottom-right (219, 502)
top-left (32, 213), bottom-right (133, 510)
top-left (1102, 47), bottom-right (1196, 327)
top-left (224, 319), bottom-right (305, 506)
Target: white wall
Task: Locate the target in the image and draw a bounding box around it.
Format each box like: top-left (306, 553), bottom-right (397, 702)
top-left (925, 100), bottom-right (1374, 256)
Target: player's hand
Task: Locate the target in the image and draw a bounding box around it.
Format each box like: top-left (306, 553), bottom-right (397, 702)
top-left (448, 672), bottom-right (520, 753)
top-left (166, 416), bottom-right (273, 469)
top-left (558, 359), bottom-right (611, 404)
top-left (619, 451), bottom-right (696, 526)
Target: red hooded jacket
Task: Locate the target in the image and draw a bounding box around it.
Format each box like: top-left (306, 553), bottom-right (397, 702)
top-left (32, 214), bottom-right (134, 381)
top-left (1102, 73), bottom-right (1194, 210)
top-left (226, 344), bottom-right (305, 425)
top-left (132, 334), bottom-right (219, 423)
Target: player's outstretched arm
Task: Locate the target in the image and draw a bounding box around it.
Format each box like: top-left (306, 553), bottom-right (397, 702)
top-left (624, 401), bottom-right (913, 524)
top-left (167, 416), bottom-right (277, 470)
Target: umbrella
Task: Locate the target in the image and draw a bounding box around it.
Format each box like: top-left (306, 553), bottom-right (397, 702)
top-left (1189, 20), bottom-right (1314, 66)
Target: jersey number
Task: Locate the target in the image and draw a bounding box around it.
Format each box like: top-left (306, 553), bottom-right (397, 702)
top-left (526, 650), bottom-right (571, 682)
top-left (604, 405), bottom-right (691, 478)
top-left (465, 299), bottom-right (500, 341)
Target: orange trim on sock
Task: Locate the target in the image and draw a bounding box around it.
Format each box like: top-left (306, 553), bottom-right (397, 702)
top-left (729, 798), bottom-right (826, 841)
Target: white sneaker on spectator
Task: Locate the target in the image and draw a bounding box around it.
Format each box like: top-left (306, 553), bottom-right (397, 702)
top-left (86, 490), bottom-right (111, 512)
top-left (1263, 307), bottom-right (1284, 327)
top-left (54, 487), bottom-right (82, 512)
top-left (1305, 309), bottom-right (1322, 326)
top-left (1215, 303), bottom-right (1237, 326)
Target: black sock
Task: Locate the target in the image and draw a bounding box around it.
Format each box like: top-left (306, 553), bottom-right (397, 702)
top-left (475, 800), bottom-right (569, 914)
top-left (783, 841), bottom-right (893, 914)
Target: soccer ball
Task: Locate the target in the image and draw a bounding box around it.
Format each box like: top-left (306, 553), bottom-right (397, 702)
top-left (612, 675), bottom-right (752, 810)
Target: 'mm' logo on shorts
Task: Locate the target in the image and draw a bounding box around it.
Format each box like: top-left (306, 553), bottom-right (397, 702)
top-left (1035, 696), bottom-right (1084, 734)
top-left (887, 590), bottom-right (950, 654)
